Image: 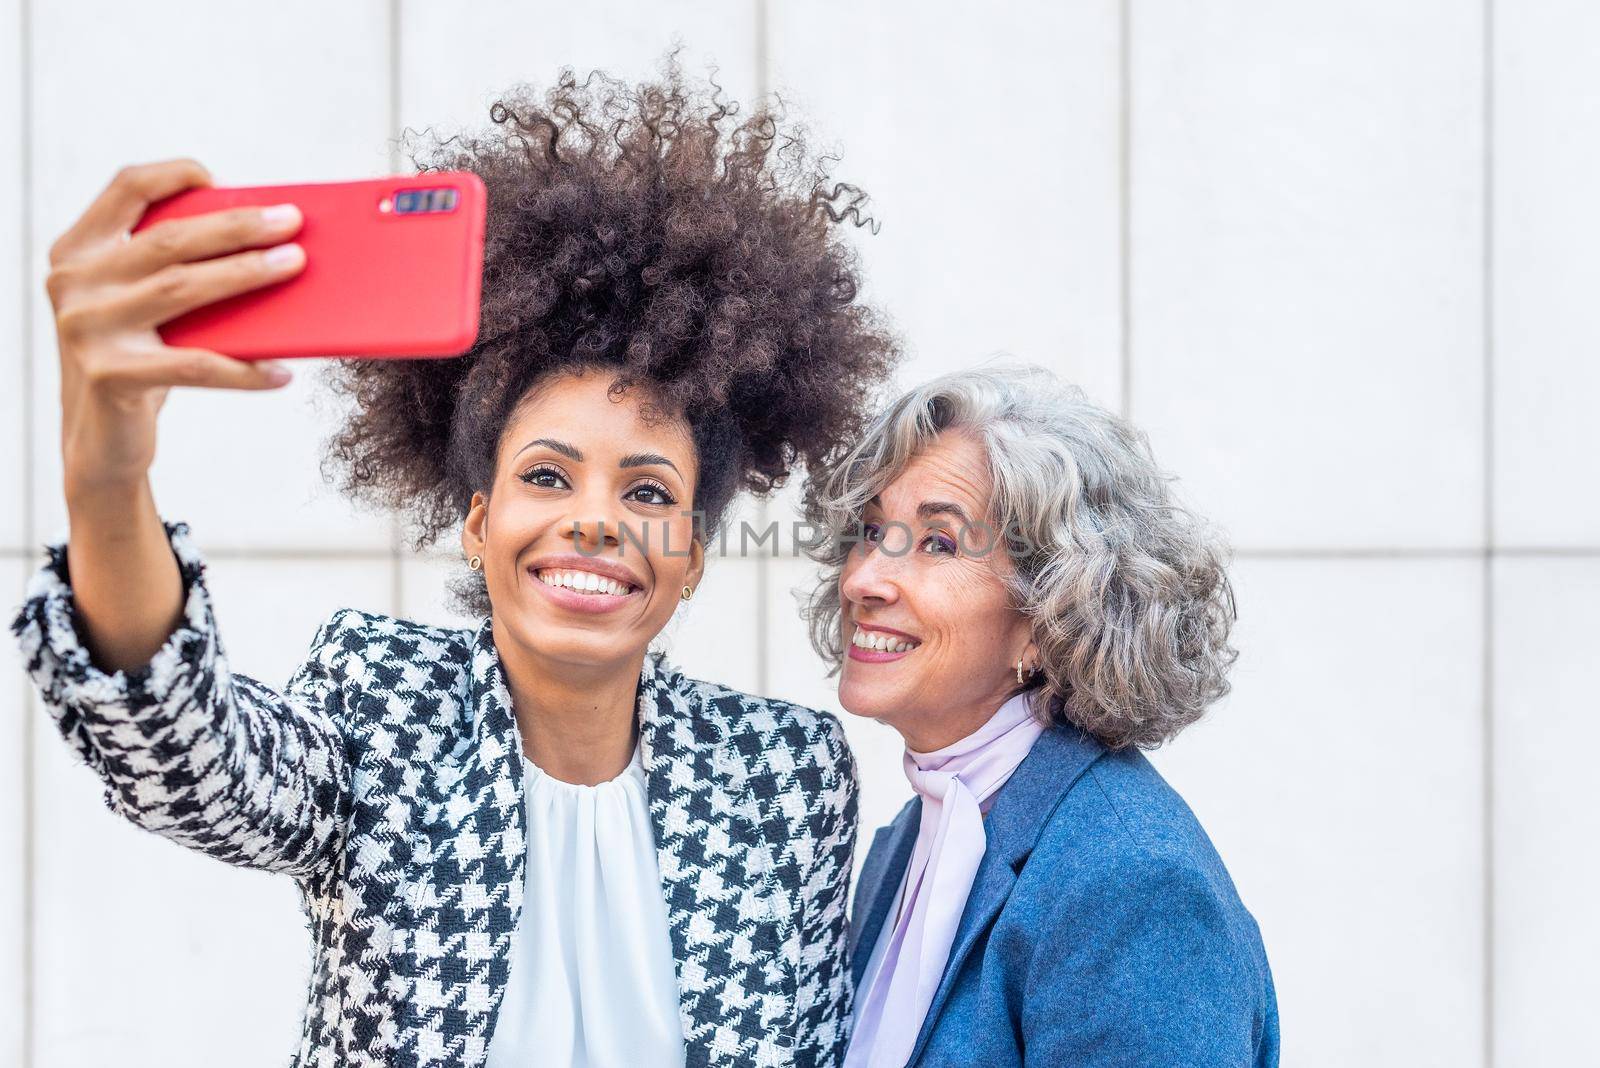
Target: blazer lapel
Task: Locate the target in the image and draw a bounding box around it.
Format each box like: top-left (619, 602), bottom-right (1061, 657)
top-left (392, 616), bottom-right (528, 1068)
top-left (639, 653), bottom-right (797, 1066)
top-left (904, 724), bottom-right (1105, 1067)
top-left (848, 799), bottom-right (920, 990)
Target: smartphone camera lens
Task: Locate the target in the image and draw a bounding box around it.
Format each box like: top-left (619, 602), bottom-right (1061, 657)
top-left (392, 187), bottom-right (458, 215)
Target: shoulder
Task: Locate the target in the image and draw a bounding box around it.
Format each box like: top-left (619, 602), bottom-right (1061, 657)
top-left (302, 606), bottom-right (469, 672)
top-left (1077, 747), bottom-right (1232, 881)
top-left (1030, 744), bottom-right (1263, 954)
top-left (662, 661), bottom-right (857, 792)
top-left (311, 607), bottom-right (471, 660)
top-left (1004, 745), bottom-right (1275, 1038)
top-left (297, 608), bottom-right (476, 729)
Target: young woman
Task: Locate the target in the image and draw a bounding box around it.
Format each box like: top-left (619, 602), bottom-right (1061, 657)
top-left (12, 65), bottom-right (897, 1068)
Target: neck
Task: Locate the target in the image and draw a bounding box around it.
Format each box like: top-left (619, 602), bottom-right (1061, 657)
top-left (896, 687), bottom-right (1028, 753)
top-left (494, 622), bottom-right (646, 786)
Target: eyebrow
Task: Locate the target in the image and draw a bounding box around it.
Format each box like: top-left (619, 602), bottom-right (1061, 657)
top-left (515, 438), bottom-right (582, 462)
top-left (514, 438), bottom-right (681, 477)
top-left (618, 451), bottom-right (681, 477)
top-left (917, 500), bottom-right (973, 524)
top-left (864, 494), bottom-right (974, 525)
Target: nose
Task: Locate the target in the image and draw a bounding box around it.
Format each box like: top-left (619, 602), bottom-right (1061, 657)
top-left (841, 540), bottom-right (901, 610)
top-left (560, 488), bottom-right (625, 554)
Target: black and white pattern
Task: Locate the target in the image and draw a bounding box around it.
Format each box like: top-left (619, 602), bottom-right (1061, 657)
top-left (10, 519), bottom-right (858, 1068)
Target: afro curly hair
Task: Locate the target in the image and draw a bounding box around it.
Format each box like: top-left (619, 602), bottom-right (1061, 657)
top-left (316, 54), bottom-right (900, 616)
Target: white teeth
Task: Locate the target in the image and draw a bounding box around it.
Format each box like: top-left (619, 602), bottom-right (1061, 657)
top-left (851, 628), bottom-right (919, 653)
top-left (536, 569), bottom-right (633, 596)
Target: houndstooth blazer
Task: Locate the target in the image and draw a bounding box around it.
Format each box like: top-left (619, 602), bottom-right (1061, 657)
top-left (10, 519), bottom-right (858, 1068)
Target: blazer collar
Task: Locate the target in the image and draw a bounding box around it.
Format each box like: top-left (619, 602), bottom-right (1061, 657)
top-left (462, 615), bottom-right (524, 759)
top-left (902, 722), bottom-right (1105, 1065)
top-left (849, 800), bottom-right (919, 990)
top-left (635, 651), bottom-right (801, 1059)
top-left (391, 616), bottom-right (530, 1068)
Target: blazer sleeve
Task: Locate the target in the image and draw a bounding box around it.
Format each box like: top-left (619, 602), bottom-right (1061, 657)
top-left (793, 712), bottom-right (861, 1068)
top-left (1020, 850), bottom-right (1273, 1067)
top-left (9, 518), bottom-right (360, 881)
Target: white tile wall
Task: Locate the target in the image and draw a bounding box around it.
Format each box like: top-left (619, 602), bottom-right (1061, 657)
top-left (766, 0), bottom-right (1124, 409)
top-left (27, 0), bottom-right (394, 552)
top-left (399, 2), bottom-right (759, 139)
top-left (1492, 558), bottom-right (1600, 1066)
top-left (1, 0), bottom-right (23, 553)
top-left (1152, 558), bottom-right (1486, 1068)
top-left (2, 560), bottom-right (27, 1068)
top-left (399, 553), bottom-right (479, 631)
top-left (1493, 1), bottom-right (1600, 547)
top-left (11, 4), bottom-right (1594, 1067)
top-left (657, 559), bottom-right (762, 696)
top-left (759, 0), bottom-right (1124, 551)
top-left (1130, 1), bottom-right (1486, 552)
top-left (29, 557), bottom-right (392, 1068)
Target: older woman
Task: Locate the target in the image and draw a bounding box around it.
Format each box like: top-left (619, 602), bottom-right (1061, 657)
top-left (803, 364), bottom-right (1279, 1067)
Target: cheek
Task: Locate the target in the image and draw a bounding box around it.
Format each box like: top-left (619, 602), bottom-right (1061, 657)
top-left (487, 493), bottom-right (558, 550)
top-left (920, 563), bottom-right (1016, 657)
top-left (633, 520), bottom-right (699, 604)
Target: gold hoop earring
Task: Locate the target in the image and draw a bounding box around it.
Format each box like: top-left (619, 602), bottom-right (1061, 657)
top-left (681, 585), bottom-right (694, 601)
top-left (468, 555), bottom-right (483, 572)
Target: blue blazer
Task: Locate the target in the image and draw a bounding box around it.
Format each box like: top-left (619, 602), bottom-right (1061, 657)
top-left (849, 724), bottom-right (1279, 1067)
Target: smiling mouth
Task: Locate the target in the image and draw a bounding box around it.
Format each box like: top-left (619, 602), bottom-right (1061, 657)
top-left (533, 568), bottom-right (640, 597)
top-left (850, 628), bottom-right (921, 654)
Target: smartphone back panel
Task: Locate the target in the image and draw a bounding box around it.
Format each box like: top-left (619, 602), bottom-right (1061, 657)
top-left (131, 171), bottom-right (486, 360)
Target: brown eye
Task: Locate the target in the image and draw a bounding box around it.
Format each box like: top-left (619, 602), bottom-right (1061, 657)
top-left (518, 465), bottom-right (569, 489)
top-left (626, 480), bottom-right (676, 506)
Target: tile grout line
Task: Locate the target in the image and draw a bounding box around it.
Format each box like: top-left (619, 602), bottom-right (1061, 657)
top-left (4, 544), bottom-right (1596, 562)
top-left (1481, 0), bottom-right (1497, 1062)
top-left (753, 0), bottom-right (771, 696)
top-left (5, 545), bottom-right (1598, 562)
top-left (387, 0), bottom-right (404, 618)
top-left (1118, 0), bottom-right (1132, 422)
top-left (17, 0), bottom-right (35, 1062)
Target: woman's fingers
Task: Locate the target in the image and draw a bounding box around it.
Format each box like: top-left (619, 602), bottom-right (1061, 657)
top-left (49, 158), bottom-right (213, 266)
top-left (67, 241), bottom-right (305, 335)
top-left (88, 346), bottom-right (295, 392)
top-left (103, 203), bottom-right (303, 282)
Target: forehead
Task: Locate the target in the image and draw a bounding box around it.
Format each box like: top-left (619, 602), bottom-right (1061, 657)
top-left (499, 371), bottom-right (697, 464)
top-left (874, 430), bottom-right (992, 514)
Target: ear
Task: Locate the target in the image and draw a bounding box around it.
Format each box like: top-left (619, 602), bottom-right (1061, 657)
top-left (683, 533), bottom-right (707, 594)
top-left (461, 490), bottom-right (488, 558)
top-left (1015, 631), bottom-right (1042, 674)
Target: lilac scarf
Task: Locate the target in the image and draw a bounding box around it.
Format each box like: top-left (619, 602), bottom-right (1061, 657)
top-left (845, 690), bottom-right (1047, 1068)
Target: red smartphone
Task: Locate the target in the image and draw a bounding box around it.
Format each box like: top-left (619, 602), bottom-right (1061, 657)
top-left (131, 171), bottom-right (487, 360)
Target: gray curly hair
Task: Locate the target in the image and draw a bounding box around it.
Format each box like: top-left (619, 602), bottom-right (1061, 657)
top-left (800, 362), bottom-right (1238, 750)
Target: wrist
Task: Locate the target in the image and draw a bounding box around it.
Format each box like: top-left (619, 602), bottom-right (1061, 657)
top-left (63, 473), bottom-right (153, 523)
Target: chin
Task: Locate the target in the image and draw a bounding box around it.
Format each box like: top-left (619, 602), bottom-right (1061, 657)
top-left (837, 676), bottom-right (898, 722)
top-left (504, 613), bottom-right (633, 668)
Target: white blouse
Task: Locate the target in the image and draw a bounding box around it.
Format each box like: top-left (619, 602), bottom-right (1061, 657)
top-left (485, 741), bottom-right (686, 1068)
